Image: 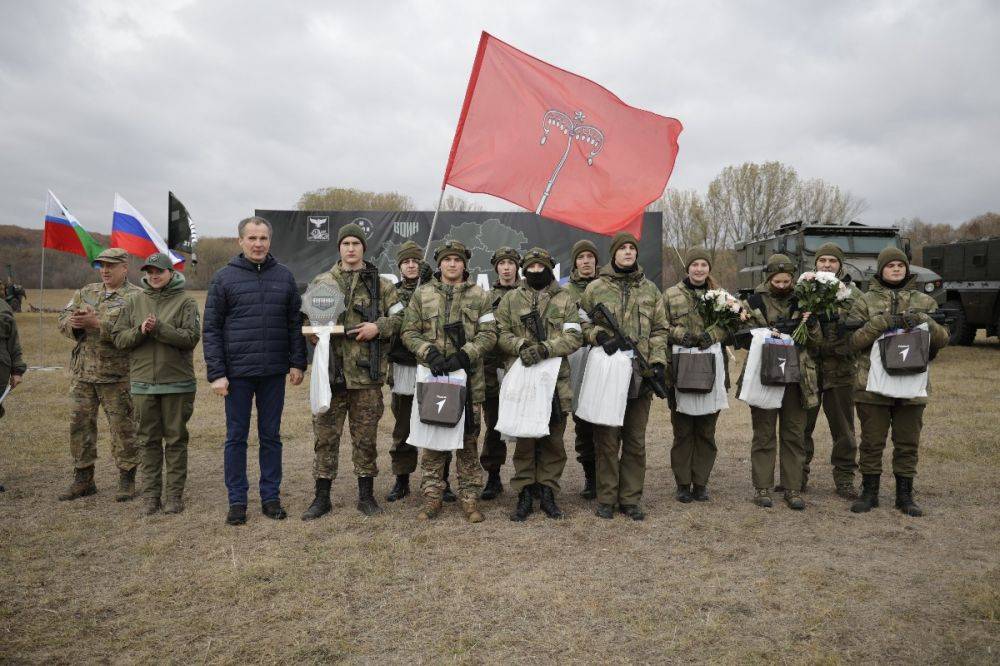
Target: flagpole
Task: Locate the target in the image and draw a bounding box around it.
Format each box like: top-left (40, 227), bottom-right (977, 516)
top-left (38, 244), bottom-right (45, 367)
top-left (422, 187), bottom-right (446, 263)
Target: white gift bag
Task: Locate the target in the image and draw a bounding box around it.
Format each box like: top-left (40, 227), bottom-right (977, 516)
top-left (674, 344), bottom-right (729, 416)
top-left (391, 363), bottom-right (417, 396)
top-left (310, 331), bottom-right (332, 415)
top-left (495, 357), bottom-right (562, 438)
top-left (407, 365), bottom-right (466, 451)
top-left (737, 329), bottom-right (787, 410)
top-left (575, 347), bottom-right (633, 426)
top-left (568, 346), bottom-right (590, 412)
top-left (866, 323), bottom-right (929, 399)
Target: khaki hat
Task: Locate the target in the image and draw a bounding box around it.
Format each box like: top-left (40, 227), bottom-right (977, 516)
top-left (91, 247), bottom-right (129, 268)
top-left (571, 239), bottom-right (599, 266)
top-left (877, 246), bottom-right (909, 274)
top-left (765, 254), bottom-right (796, 280)
top-left (609, 232), bottom-right (639, 260)
top-left (521, 247), bottom-right (554, 271)
top-left (814, 242), bottom-right (845, 266)
top-left (491, 246), bottom-right (522, 269)
top-left (338, 223), bottom-right (367, 250)
top-left (141, 253), bottom-right (174, 272)
top-left (685, 247), bottom-right (712, 270)
top-left (396, 240), bottom-right (423, 266)
top-left (434, 239), bottom-right (471, 264)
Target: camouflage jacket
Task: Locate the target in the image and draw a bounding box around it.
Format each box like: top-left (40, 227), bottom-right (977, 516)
top-left (814, 274), bottom-right (863, 390)
top-left (848, 275), bottom-right (949, 406)
top-left (58, 281), bottom-right (140, 383)
top-left (580, 264), bottom-right (669, 383)
top-left (483, 280), bottom-right (519, 396)
top-left (401, 278), bottom-right (498, 404)
top-left (495, 282), bottom-right (583, 411)
top-left (662, 281), bottom-right (732, 389)
top-left (564, 269), bottom-right (598, 342)
top-left (739, 282), bottom-right (822, 409)
top-left (111, 272), bottom-right (201, 386)
top-left (0, 299), bottom-right (26, 378)
top-left (305, 261), bottom-right (402, 389)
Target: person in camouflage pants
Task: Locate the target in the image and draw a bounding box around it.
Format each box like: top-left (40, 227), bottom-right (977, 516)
top-left (563, 239), bottom-right (600, 499)
top-left (580, 232), bottom-right (669, 521)
top-left (0, 298), bottom-right (26, 492)
top-left (479, 246), bottom-right (521, 501)
top-left (56, 248), bottom-right (140, 502)
top-left (802, 242), bottom-right (863, 499)
top-left (302, 223), bottom-right (403, 519)
top-left (401, 240), bottom-right (498, 523)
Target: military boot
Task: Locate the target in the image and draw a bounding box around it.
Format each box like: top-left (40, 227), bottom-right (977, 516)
top-left (386, 474), bottom-right (410, 502)
top-left (538, 485), bottom-right (564, 519)
top-left (461, 498), bottom-right (484, 523)
top-left (442, 463), bottom-right (457, 502)
top-left (692, 485), bottom-right (710, 502)
top-left (580, 461), bottom-right (597, 500)
top-left (783, 489), bottom-right (805, 510)
top-left (480, 471), bottom-right (503, 500)
top-left (595, 503), bottom-right (615, 519)
top-left (619, 504), bottom-right (646, 521)
top-left (510, 487), bottom-right (533, 522)
top-left (894, 474), bottom-right (923, 517)
top-left (163, 496), bottom-right (185, 514)
top-left (417, 497), bottom-right (442, 520)
top-left (356, 476), bottom-right (382, 516)
top-left (753, 488), bottom-right (773, 508)
top-left (302, 478), bottom-right (332, 521)
top-left (851, 474), bottom-right (880, 513)
top-left (116, 467), bottom-right (137, 502)
top-left (675, 483), bottom-right (694, 503)
top-left (142, 496), bottom-right (161, 516)
top-left (58, 466), bottom-right (96, 501)
top-left (835, 481), bottom-right (859, 500)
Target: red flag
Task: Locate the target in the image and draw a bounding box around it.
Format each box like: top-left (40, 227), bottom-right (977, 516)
top-left (443, 33), bottom-right (682, 239)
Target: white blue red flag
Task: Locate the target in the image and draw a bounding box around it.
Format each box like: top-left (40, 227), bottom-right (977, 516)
top-left (111, 194), bottom-right (184, 269)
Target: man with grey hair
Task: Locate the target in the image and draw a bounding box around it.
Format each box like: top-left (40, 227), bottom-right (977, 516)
top-left (203, 216), bottom-right (307, 526)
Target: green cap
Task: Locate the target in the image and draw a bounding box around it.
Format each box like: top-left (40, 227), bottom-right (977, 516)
top-left (765, 254), bottom-right (796, 280)
top-left (490, 246), bottom-right (522, 269)
top-left (571, 239), bottom-right (599, 266)
top-left (338, 223), bottom-right (367, 250)
top-left (91, 247), bottom-right (129, 269)
top-left (396, 240), bottom-right (423, 266)
top-left (521, 247), bottom-right (554, 271)
top-left (877, 246), bottom-right (909, 274)
top-left (140, 253), bottom-right (174, 272)
top-left (685, 247), bottom-right (712, 270)
top-left (434, 239), bottom-right (471, 264)
top-left (814, 242), bottom-right (845, 266)
top-left (609, 231), bottom-right (639, 260)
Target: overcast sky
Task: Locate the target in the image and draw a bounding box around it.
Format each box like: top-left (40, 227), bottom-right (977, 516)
top-left (2, 0), bottom-right (997, 237)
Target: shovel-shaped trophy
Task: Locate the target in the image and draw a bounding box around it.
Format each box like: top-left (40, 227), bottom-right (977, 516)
top-left (302, 282), bottom-right (347, 415)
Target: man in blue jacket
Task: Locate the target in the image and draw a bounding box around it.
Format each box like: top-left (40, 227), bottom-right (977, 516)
top-left (203, 216), bottom-right (307, 526)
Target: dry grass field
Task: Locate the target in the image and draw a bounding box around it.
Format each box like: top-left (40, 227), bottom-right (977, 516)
top-left (2, 289), bottom-right (998, 664)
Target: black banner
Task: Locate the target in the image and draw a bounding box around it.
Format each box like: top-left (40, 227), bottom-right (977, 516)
top-left (168, 191), bottom-right (198, 262)
top-left (258, 210), bottom-right (663, 289)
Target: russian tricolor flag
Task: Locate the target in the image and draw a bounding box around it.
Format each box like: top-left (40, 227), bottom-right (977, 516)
top-left (111, 194), bottom-right (185, 269)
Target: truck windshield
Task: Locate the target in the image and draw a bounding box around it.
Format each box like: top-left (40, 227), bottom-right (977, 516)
top-left (804, 235), bottom-right (899, 254)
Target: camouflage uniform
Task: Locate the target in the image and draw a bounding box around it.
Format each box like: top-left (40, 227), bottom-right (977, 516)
top-left (563, 266), bottom-right (599, 467)
top-left (580, 259), bottom-right (668, 510)
top-left (401, 253), bottom-right (497, 503)
top-left (58, 280), bottom-right (141, 472)
top-left (307, 260), bottom-right (402, 480)
top-left (0, 300), bottom-right (26, 421)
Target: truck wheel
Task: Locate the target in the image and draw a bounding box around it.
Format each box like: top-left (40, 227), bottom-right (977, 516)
top-left (946, 299), bottom-right (975, 346)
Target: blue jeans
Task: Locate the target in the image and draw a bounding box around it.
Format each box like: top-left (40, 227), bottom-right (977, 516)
top-left (224, 374), bottom-right (286, 506)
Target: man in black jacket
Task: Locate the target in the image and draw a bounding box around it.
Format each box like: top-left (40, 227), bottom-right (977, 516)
top-left (203, 217), bottom-right (307, 526)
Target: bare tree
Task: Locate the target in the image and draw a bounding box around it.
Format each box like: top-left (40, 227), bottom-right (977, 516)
top-left (438, 194), bottom-right (483, 212)
top-left (706, 161), bottom-right (798, 243)
top-left (791, 179), bottom-right (868, 225)
top-left (297, 187), bottom-right (414, 211)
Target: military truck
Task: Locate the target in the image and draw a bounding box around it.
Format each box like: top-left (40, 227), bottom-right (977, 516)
top-left (735, 221), bottom-right (946, 304)
top-left (922, 238), bottom-right (1000, 345)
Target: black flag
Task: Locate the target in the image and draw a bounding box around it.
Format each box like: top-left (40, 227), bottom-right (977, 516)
top-left (168, 191), bottom-right (198, 263)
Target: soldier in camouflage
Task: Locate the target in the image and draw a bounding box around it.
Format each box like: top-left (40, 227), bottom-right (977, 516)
top-left (563, 239), bottom-right (600, 499)
top-left (802, 242), bottom-right (863, 499)
top-left (479, 246), bottom-right (521, 501)
top-left (580, 232), bottom-right (669, 521)
top-left (495, 247), bottom-right (582, 521)
top-left (0, 297), bottom-right (26, 492)
top-left (401, 239), bottom-right (498, 523)
top-left (301, 223), bottom-right (403, 519)
top-left (56, 248), bottom-right (141, 502)
top-left (739, 254), bottom-right (821, 510)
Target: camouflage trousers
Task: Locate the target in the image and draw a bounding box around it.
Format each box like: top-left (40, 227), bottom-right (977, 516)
top-left (312, 387), bottom-right (384, 480)
top-left (389, 392), bottom-right (419, 475)
top-left (69, 380), bottom-right (139, 471)
top-left (420, 405), bottom-right (483, 501)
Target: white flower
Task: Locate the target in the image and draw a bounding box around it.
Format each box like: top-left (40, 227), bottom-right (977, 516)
top-left (814, 271), bottom-right (840, 286)
top-left (798, 271), bottom-right (817, 283)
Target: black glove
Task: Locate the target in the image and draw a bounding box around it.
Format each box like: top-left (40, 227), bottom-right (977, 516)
top-left (519, 343), bottom-right (548, 367)
top-left (596, 330), bottom-right (613, 346)
top-left (425, 347), bottom-right (447, 376)
top-left (697, 331), bottom-right (714, 349)
top-left (680, 332), bottom-right (697, 348)
top-left (442, 353), bottom-right (466, 374)
top-left (650, 362), bottom-right (667, 385)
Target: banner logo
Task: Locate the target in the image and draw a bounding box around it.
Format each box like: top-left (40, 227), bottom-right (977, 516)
top-left (352, 217), bottom-right (374, 238)
top-left (394, 220), bottom-right (420, 238)
top-left (537, 109), bottom-right (604, 215)
top-left (307, 216), bottom-right (330, 242)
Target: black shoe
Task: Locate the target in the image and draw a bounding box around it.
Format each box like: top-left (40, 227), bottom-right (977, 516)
top-left (226, 503), bottom-right (247, 526)
top-left (851, 474), bottom-right (880, 514)
top-left (386, 474), bottom-right (410, 502)
top-left (692, 485), bottom-right (710, 502)
top-left (356, 476), bottom-right (382, 516)
top-left (480, 471), bottom-right (503, 500)
top-left (0, 483), bottom-right (5, 492)
top-left (262, 499), bottom-right (287, 520)
top-left (774, 484), bottom-right (786, 493)
top-left (442, 482), bottom-right (457, 503)
top-left (595, 503), bottom-right (615, 519)
top-left (894, 474), bottom-right (923, 517)
top-left (675, 484), bottom-right (694, 503)
top-left (619, 504), bottom-right (646, 521)
top-left (580, 461), bottom-right (596, 500)
top-left (538, 485), bottom-right (564, 519)
top-left (510, 487), bottom-right (533, 522)
top-left (301, 478), bottom-right (332, 521)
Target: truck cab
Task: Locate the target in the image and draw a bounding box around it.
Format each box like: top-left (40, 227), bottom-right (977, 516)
top-left (922, 238), bottom-right (1000, 345)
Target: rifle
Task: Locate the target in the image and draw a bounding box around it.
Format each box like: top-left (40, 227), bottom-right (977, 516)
top-left (520, 309), bottom-right (562, 420)
top-left (839, 308), bottom-right (958, 334)
top-left (351, 266), bottom-right (382, 382)
top-left (443, 321), bottom-right (476, 432)
top-left (589, 302), bottom-right (668, 399)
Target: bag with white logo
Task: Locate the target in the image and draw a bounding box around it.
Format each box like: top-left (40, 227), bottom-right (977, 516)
top-left (878, 328), bottom-right (930, 375)
top-left (407, 366), bottom-right (467, 450)
top-left (738, 329), bottom-right (787, 409)
top-left (495, 357), bottom-right (562, 439)
top-left (867, 323), bottom-right (930, 399)
top-left (673, 344), bottom-right (729, 416)
top-left (575, 347), bottom-right (633, 426)
top-left (391, 363), bottom-right (417, 396)
top-left (759, 337), bottom-right (801, 386)
top-left (416, 380), bottom-right (466, 427)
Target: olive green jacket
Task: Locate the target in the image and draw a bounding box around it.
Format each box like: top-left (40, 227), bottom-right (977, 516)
top-left (0, 299), bottom-right (26, 380)
top-left (484, 280), bottom-right (519, 396)
top-left (401, 278), bottom-right (498, 403)
top-left (662, 281), bottom-right (732, 389)
top-left (848, 275), bottom-right (949, 406)
top-left (305, 261), bottom-right (402, 389)
top-left (58, 281), bottom-right (140, 383)
top-left (111, 272), bottom-right (201, 389)
top-left (495, 282), bottom-right (583, 411)
top-left (814, 275), bottom-right (863, 390)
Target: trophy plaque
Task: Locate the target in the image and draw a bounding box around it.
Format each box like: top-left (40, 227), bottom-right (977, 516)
top-left (302, 282), bottom-right (346, 335)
